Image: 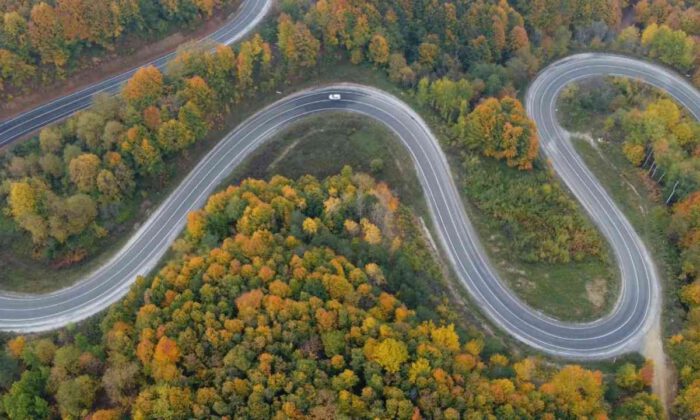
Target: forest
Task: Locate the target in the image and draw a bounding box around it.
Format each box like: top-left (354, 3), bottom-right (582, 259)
top-left (0, 0), bottom-right (699, 416)
top-left (0, 0), bottom-right (239, 95)
top-left (1, 0), bottom-right (636, 270)
top-left (0, 170), bottom-right (663, 418)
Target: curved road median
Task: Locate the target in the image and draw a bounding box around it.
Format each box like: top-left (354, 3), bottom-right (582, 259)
top-left (2, 54), bottom-right (698, 360)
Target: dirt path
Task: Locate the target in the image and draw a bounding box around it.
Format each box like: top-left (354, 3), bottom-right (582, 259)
top-left (269, 139), bottom-right (301, 169)
top-left (0, 1), bottom-right (241, 119)
top-left (642, 317), bottom-right (675, 416)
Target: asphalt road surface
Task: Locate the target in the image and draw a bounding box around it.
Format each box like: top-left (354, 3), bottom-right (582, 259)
top-left (2, 54), bottom-right (698, 359)
top-left (0, 0), bottom-right (272, 147)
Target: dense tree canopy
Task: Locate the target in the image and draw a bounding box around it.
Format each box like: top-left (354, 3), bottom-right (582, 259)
top-left (1, 0), bottom-right (699, 412)
top-left (641, 23), bottom-right (696, 71)
top-left (0, 43), bottom-right (246, 261)
top-left (454, 96), bottom-right (539, 170)
top-left (0, 0), bottom-right (240, 94)
top-left (0, 170), bottom-right (661, 418)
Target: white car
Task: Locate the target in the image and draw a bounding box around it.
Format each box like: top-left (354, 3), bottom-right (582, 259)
top-left (329, 94), bottom-right (342, 100)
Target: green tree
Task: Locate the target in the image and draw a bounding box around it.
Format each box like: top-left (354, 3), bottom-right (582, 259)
top-left (56, 375), bottom-right (97, 419)
top-left (157, 119), bottom-right (194, 154)
top-left (641, 23), bottom-right (696, 71)
top-left (122, 66), bottom-right (164, 110)
top-left (178, 101), bottom-right (206, 142)
top-left (2, 369), bottom-right (50, 420)
top-left (75, 111), bottom-right (107, 151)
top-left (613, 392), bottom-right (663, 419)
top-left (615, 363), bottom-right (643, 391)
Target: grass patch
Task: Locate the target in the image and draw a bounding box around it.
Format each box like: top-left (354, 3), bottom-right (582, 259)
top-left (222, 113), bottom-right (425, 214)
top-left (454, 155), bottom-right (618, 322)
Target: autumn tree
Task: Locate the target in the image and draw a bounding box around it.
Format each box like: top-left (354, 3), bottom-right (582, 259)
top-left (387, 53), bottom-right (415, 87)
top-left (132, 385), bottom-right (192, 419)
top-left (151, 336), bottom-right (180, 381)
top-left (39, 153), bottom-right (63, 178)
top-left (367, 338), bottom-right (408, 373)
top-left (180, 75), bottom-right (215, 116)
top-left (277, 14), bottom-right (320, 72)
top-left (2, 12), bottom-right (31, 57)
top-left (48, 193), bottom-right (97, 243)
top-left (122, 66), bottom-right (164, 110)
top-left (96, 169), bottom-right (121, 203)
top-left (368, 34), bottom-right (389, 66)
top-left (8, 180), bottom-right (39, 220)
top-left (540, 365), bottom-right (606, 418)
top-left (56, 0), bottom-right (122, 47)
top-left (68, 153), bottom-right (101, 192)
top-left (510, 26), bottom-right (530, 51)
top-left (0, 48), bottom-right (35, 91)
top-left (142, 106), bottom-right (161, 131)
top-left (0, 0), bottom-right (236, 93)
top-left (28, 2), bottom-right (68, 70)
top-left (455, 97), bottom-right (539, 170)
top-left (157, 119), bottom-right (194, 154)
top-left (0, 170), bottom-right (650, 417)
top-left (641, 23), bottom-right (696, 71)
top-left (230, 41), bottom-right (255, 96)
top-left (38, 126), bottom-right (63, 154)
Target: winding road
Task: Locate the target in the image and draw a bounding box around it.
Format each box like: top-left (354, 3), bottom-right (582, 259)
top-left (1, 53), bottom-right (699, 359)
top-left (0, 0), bottom-right (272, 147)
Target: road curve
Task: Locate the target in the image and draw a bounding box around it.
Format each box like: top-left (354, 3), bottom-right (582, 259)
top-left (1, 54), bottom-right (697, 359)
top-left (0, 0), bottom-right (272, 147)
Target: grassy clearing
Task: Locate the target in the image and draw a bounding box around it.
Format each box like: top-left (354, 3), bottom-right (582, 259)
top-left (0, 207), bottom-right (128, 293)
top-left (454, 155), bottom-right (618, 322)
